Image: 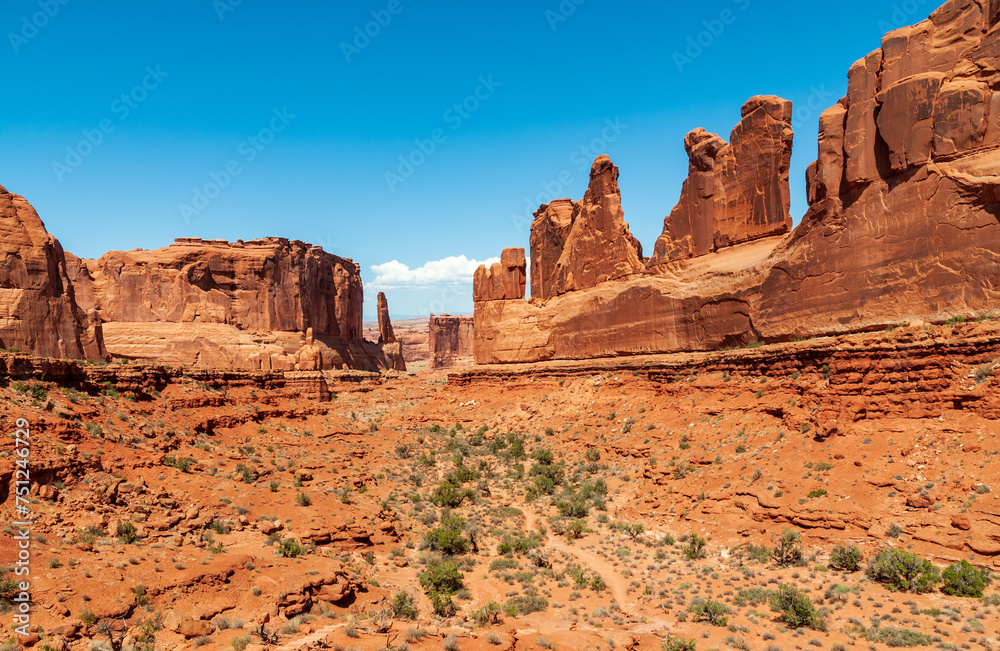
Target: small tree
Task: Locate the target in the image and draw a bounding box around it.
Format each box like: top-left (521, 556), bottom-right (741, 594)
top-left (866, 548), bottom-right (941, 593)
top-left (942, 560), bottom-right (992, 598)
top-left (685, 533), bottom-right (707, 560)
top-left (829, 544), bottom-right (862, 572)
top-left (769, 584), bottom-right (826, 630)
top-left (771, 528), bottom-right (803, 567)
top-left (389, 590), bottom-right (419, 620)
top-left (690, 599), bottom-right (729, 626)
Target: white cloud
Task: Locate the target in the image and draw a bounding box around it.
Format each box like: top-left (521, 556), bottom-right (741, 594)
top-left (370, 255), bottom-right (501, 290)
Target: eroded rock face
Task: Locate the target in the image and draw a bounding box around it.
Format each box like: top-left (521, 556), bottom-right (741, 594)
top-left (376, 293), bottom-right (406, 371)
top-left (648, 96), bottom-right (794, 266)
top-left (0, 186), bottom-right (106, 360)
top-left (529, 156), bottom-right (645, 300)
top-left (762, 0), bottom-right (1000, 339)
top-left (429, 314), bottom-right (474, 369)
top-left (376, 292), bottom-right (396, 344)
top-left (74, 238), bottom-right (363, 339)
top-left (473, 248), bottom-right (527, 302)
top-left (475, 0), bottom-right (1000, 365)
top-left (68, 237), bottom-right (386, 371)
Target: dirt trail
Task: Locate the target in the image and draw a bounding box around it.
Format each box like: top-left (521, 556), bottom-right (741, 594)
top-left (523, 509), bottom-right (632, 608)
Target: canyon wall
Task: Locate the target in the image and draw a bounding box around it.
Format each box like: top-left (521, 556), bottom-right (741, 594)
top-left (63, 237), bottom-right (387, 371)
top-left (429, 314), bottom-right (474, 369)
top-left (0, 186), bottom-right (106, 361)
top-left (475, 0), bottom-right (1000, 365)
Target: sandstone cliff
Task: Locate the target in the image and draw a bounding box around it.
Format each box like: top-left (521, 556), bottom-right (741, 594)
top-left (529, 156), bottom-right (645, 300)
top-left (0, 186), bottom-right (106, 361)
top-left (65, 237), bottom-right (386, 371)
top-left (648, 96), bottom-right (794, 267)
top-left (474, 0), bottom-right (1000, 365)
top-left (429, 314), bottom-right (474, 369)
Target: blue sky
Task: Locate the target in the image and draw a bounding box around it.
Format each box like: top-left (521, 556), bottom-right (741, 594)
top-left (1, 0), bottom-right (938, 319)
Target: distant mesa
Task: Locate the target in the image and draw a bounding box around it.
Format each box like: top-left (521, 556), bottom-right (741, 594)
top-left (0, 193), bottom-right (401, 372)
top-left (429, 314), bottom-right (474, 369)
top-left (475, 0), bottom-right (1000, 365)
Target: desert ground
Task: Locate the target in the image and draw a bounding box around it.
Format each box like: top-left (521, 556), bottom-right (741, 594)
top-left (2, 319), bottom-right (1000, 651)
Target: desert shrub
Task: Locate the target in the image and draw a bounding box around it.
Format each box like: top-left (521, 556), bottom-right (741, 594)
top-left (504, 590), bottom-right (548, 615)
top-left (431, 480), bottom-right (474, 508)
top-left (685, 533), bottom-right (707, 560)
top-left (425, 517), bottom-right (469, 555)
top-left (941, 560), bottom-right (992, 598)
top-left (769, 584), bottom-right (826, 630)
top-left (277, 538), bottom-right (305, 558)
top-left (866, 548), bottom-right (940, 593)
top-left (829, 544), bottom-right (862, 572)
top-left (390, 590), bottom-right (419, 620)
top-left (862, 626), bottom-right (933, 647)
top-left (771, 528), bottom-right (803, 567)
top-left (471, 601), bottom-right (502, 626)
top-left (420, 561), bottom-right (464, 616)
top-left (663, 638), bottom-right (697, 651)
top-left (117, 522), bottom-right (138, 544)
top-left (690, 598), bottom-right (729, 626)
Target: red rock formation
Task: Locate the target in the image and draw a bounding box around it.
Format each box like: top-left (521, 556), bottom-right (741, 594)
top-left (473, 248), bottom-right (527, 302)
top-left (763, 0), bottom-right (1000, 340)
top-left (66, 237), bottom-right (385, 371)
top-left (376, 292), bottom-right (406, 372)
top-left (648, 96), bottom-right (793, 266)
top-left (376, 292), bottom-right (396, 343)
top-left (529, 156), bottom-right (645, 300)
top-left (429, 314), bottom-right (474, 369)
top-left (475, 0), bottom-right (1000, 365)
top-left (0, 186), bottom-right (106, 360)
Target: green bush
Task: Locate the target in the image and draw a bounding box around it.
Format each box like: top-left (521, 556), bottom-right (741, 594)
top-left (865, 548), bottom-right (940, 593)
top-left (504, 591), bottom-right (548, 615)
top-left (685, 533), bottom-right (706, 560)
top-left (425, 517), bottom-right (470, 555)
top-left (771, 528), bottom-right (803, 567)
top-left (862, 626), bottom-right (933, 647)
top-left (471, 601), bottom-right (502, 626)
top-left (419, 561), bottom-right (464, 596)
top-left (689, 599), bottom-right (729, 626)
top-left (663, 638), bottom-right (697, 651)
top-left (117, 522), bottom-right (138, 544)
top-left (769, 584), bottom-right (826, 630)
top-left (431, 480), bottom-right (474, 507)
top-left (277, 539), bottom-right (305, 558)
top-left (389, 590), bottom-right (419, 620)
top-left (829, 544), bottom-right (863, 572)
top-left (941, 560), bottom-right (992, 598)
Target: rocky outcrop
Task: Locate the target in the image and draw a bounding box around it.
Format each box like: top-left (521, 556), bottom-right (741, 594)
top-left (66, 237), bottom-right (386, 371)
top-left (474, 0), bottom-right (1000, 365)
top-left (762, 0), bottom-right (1000, 340)
top-left (473, 248), bottom-right (527, 302)
top-left (376, 293), bottom-right (406, 372)
top-left (529, 156), bottom-right (645, 300)
top-left (0, 186), bottom-right (106, 361)
top-left (648, 96), bottom-right (794, 266)
top-left (376, 292), bottom-right (395, 344)
top-left (429, 314), bottom-right (474, 369)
